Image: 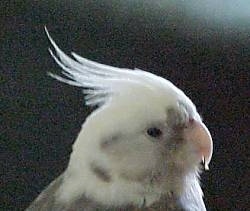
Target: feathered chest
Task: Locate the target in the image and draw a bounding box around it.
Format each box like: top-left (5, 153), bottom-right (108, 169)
top-left (26, 174), bottom-right (184, 211)
top-left (64, 194), bottom-right (184, 211)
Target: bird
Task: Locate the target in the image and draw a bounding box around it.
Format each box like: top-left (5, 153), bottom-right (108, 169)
top-left (26, 28), bottom-right (213, 211)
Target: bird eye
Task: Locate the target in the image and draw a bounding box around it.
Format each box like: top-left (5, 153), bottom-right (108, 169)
top-left (147, 127), bottom-right (162, 138)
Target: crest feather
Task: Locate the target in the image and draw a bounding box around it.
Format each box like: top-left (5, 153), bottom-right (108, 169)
top-left (45, 27), bottom-right (167, 106)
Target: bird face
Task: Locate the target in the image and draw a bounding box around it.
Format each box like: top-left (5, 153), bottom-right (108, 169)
top-left (91, 97), bottom-right (208, 195)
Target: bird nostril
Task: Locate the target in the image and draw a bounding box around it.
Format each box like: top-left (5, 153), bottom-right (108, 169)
top-left (183, 118), bottom-right (194, 129)
top-left (189, 118), bottom-right (195, 124)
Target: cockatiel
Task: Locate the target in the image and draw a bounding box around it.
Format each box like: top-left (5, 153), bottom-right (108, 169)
top-left (26, 28), bottom-right (213, 211)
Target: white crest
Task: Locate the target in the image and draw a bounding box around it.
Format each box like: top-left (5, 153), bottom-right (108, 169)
top-left (45, 27), bottom-right (172, 107)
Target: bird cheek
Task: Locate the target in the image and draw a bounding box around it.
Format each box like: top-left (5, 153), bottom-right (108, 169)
top-left (183, 120), bottom-right (213, 170)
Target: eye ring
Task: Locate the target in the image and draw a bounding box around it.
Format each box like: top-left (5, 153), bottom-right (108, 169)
top-left (146, 127), bottom-right (162, 138)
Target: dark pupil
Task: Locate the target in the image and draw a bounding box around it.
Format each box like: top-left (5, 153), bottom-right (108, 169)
top-left (147, 128), bottom-right (162, 138)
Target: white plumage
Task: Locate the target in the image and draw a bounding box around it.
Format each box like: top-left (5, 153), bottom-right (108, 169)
top-left (26, 28), bottom-right (213, 211)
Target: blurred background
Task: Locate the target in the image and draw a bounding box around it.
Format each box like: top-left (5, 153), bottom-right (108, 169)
top-left (1, 0), bottom-right (249, 210)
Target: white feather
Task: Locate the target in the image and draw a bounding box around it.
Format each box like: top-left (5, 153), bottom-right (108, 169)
top-left (45, 27), bottom-right (182, 107)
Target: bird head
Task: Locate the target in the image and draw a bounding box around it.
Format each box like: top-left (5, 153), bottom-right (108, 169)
top-left (45, 28), bottom-right (213, 207)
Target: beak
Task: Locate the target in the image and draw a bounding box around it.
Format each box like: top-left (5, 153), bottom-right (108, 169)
top-left (184, 120), bottom-right (213, 170)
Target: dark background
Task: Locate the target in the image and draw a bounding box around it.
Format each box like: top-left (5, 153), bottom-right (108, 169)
top-left (1, 1), bottom-right (249, 210)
